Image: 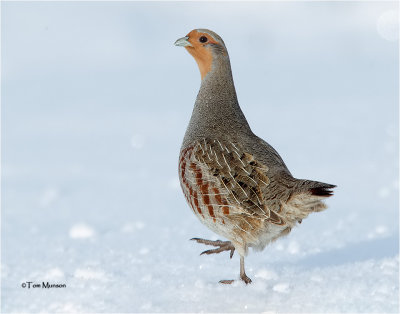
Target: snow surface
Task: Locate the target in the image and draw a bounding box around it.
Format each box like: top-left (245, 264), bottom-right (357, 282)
top-left (2, 2), bottom-right (399, 313)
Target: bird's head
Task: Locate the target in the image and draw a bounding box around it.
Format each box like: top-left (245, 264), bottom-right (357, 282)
top-left (174, 29), bottom-right (228, 80)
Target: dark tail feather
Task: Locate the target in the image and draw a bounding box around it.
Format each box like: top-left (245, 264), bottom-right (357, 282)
top-left (310, 185), bottom-right (336, 197)
top-left (282, 172), bottom-right (336, 198)
top-left (298, 178), bottom-right (336, 197)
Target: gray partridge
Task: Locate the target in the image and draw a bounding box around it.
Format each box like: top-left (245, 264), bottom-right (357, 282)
top-left (175, 29), bottom-right (335, 284)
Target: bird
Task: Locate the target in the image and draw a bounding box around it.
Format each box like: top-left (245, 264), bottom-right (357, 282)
top-left (174, 29), bottom-right (335, 284)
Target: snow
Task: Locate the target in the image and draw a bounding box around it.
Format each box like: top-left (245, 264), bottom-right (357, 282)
top-left (69, 223), bottom-right (96, 239)
top-left (2, 1), bottom-right (399, 313)
top-left (377, 10), bottom-right (399, 42)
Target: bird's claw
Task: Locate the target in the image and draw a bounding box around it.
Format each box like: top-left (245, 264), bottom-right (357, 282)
top-left (191, 238), bottom-right (235, 258)
top-left (240, 274), bottom-right (252, 284)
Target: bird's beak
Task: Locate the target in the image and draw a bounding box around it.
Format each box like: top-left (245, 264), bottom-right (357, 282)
top-left (174, 36), bottom-right (192, 47)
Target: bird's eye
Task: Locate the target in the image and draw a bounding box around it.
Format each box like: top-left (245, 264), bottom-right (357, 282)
top-left (199, 36), bottom-right (208, 43)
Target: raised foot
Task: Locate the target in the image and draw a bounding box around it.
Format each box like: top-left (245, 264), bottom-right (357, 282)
top-left (219, 279), bottom-right (234, 285)
top-left (191, 238), bottom-right (235, 258)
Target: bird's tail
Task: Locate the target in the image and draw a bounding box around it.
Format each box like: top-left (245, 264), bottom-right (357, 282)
top-left (305, 180), bottom-right (336, 197)
top-left (282, 179), bottom-right (336, 223)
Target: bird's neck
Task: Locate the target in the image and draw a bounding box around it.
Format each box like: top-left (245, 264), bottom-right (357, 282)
top-left (185, 56), bottom-right (252, 143)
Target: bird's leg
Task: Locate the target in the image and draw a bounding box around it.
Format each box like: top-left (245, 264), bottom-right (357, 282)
top-left (191, 238), bottom-right (235, 258)
top-left (219, 255), bottom-right (252, 285)
top-left (191, 238), bottom-right (250, 285)
top-left (239, 255), bottom-right (252, 284)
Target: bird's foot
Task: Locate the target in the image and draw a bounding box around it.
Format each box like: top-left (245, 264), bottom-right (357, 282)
top-left (219, 275), bottom-right (252, 285)
top-left (191, 238), bottom-right (235, 258)
top-left (240, 273), bottom-right (252, 284)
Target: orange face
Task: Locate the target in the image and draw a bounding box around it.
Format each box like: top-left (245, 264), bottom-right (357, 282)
top-left (184, 30), bottom-right (219, 80)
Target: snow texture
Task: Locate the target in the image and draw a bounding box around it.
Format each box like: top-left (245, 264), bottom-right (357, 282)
top-left (2, 2), bottom-right (399, 313)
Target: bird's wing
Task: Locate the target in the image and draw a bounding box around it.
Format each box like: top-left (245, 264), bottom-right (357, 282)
top-left (189, 138), bottom-right (287, 226)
